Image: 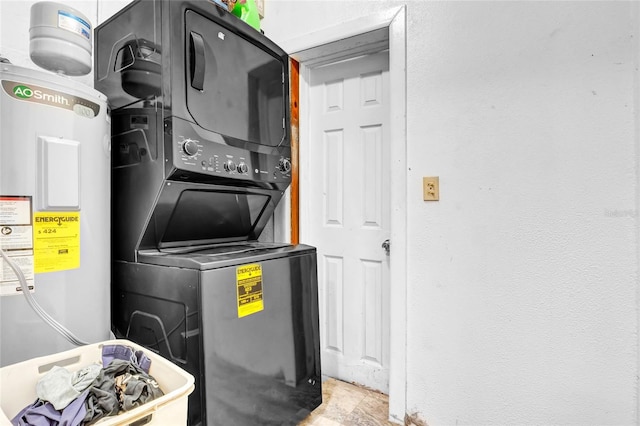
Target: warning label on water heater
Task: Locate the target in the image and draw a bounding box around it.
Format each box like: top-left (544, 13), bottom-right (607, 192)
top-left (0, 196), bottom-right (35, 296)
top-left (34, 212), bottom-right (80, 273)
top-left (236, 263), bottom-right (264, 318)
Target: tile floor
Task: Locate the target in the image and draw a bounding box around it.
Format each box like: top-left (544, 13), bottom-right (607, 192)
top-left (300, 378), bottom-right (396, 426)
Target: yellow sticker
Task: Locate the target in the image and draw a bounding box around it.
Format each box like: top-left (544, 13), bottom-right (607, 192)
top-left (33, 212), bottom-right (80, 273)
top-left (237, 263), bottom-right (263, 318)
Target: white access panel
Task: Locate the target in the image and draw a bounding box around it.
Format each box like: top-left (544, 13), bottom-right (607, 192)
top-left (38, 136), bottom-right (80, 210)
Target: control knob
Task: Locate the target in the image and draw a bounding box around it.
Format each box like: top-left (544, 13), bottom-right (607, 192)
top-left (278, 158), bottom-right (292, 173)
top-left (237, 162), bottom-right (249, 174)
top-left (224, 160), bottom-right (237, 172)
top-left (182, 139), bottom-right (199, 156)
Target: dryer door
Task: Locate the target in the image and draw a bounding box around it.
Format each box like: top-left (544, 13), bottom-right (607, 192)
top-left (185, 10), bottom-right (286, 147)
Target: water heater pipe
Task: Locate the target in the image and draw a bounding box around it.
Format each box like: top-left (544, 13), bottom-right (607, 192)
top-left (0, 248), bottom-right (88, 346)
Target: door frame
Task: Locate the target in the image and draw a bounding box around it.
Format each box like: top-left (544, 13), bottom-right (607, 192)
top-left (281, 6), bottom-right (407, 423)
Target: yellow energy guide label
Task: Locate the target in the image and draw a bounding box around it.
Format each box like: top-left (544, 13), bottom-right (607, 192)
top-left (236, 263), bottom-right (264, 318)
top-left (34, 212), bottom-right (80, 273)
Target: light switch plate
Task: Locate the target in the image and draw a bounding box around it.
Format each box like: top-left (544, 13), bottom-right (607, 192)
top-left (423, 176), bottom-right (440, 201)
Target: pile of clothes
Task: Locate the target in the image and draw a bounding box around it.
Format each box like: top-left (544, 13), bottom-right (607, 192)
top-left (11, 344), bottom-right (164, 426)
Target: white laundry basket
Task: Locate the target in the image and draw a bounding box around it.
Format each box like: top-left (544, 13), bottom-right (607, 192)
top-left (0, 339), bottom-right (194, 425)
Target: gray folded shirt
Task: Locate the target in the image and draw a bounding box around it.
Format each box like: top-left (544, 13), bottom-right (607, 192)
top-left (36, 364), bottom-right (102, 410)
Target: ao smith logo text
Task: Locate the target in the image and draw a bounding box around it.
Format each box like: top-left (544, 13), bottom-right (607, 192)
top-left (1, 79), bottom-right (100, 117)
top-left (35, 215), bottom-right (79, 225)
top-left (13, 84), bottom-right (70, 106)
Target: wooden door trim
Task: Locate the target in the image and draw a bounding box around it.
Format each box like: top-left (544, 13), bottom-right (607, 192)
top-left (290, 58), bottom-right (300, 244)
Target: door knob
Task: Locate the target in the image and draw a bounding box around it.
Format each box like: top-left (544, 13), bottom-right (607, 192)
top-left (381, 239), bottom-right (390, 255)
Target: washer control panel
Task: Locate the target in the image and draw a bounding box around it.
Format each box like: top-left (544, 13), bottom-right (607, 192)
top-left (172, 133), bottom-right (291, 183)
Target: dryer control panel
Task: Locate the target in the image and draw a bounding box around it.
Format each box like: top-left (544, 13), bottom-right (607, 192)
top-left (169, 118), bottom-right (291, 185)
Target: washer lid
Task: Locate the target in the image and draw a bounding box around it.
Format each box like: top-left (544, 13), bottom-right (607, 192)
top-left (137, 243), bottom-right (316, 270)
top-left (158, 189), bottom-right (272, 248)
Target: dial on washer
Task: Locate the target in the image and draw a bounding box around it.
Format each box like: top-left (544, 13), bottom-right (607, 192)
top-left (278, 158), bottom-right (292, 173)
top-left (182, 139), bottom-right (199, 156)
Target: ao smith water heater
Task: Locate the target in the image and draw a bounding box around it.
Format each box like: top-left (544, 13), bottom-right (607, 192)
top-left (0, 2), bottom-right (111, 366)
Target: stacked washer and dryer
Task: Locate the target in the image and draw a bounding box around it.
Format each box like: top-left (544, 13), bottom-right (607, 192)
top-left (94, 1), bottom-right (321, 425)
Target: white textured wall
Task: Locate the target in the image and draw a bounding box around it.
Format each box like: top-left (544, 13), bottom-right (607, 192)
top-left (406, 2), bottom-right (638, 424)
top-left (263, 1), bottom-right (640, 425)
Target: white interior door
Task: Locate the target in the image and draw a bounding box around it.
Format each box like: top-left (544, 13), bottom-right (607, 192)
top-left (302, 51), bottom-right (391, 393)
